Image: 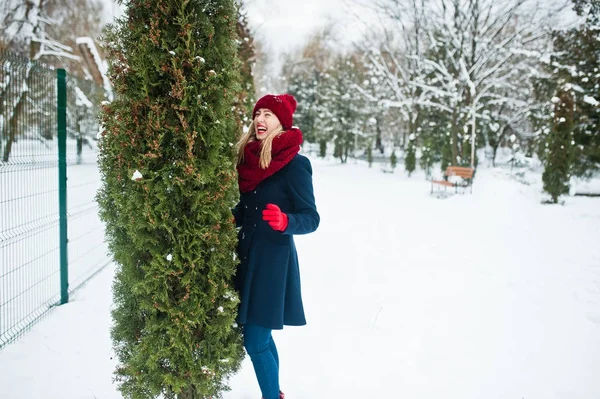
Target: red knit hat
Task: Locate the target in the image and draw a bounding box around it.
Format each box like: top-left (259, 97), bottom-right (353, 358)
top-left (252, 94), bottom-right (297, 130)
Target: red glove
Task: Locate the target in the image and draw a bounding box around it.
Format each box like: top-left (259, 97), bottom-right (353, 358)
top-left (262, 203), bottom-right (288, 232)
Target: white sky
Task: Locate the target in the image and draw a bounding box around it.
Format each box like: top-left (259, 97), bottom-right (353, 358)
top-left (243, 0), bottom-right (355, 53)
top-left (101, 0), bottom-right (366, 56)
top-left (101, 0), bottom-right (577, 53)
top-left (100, 0), bottom-right (368, 82)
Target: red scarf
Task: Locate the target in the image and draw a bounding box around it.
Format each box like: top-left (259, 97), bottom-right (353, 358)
top-left (237, 128), bottom-right (303, 193)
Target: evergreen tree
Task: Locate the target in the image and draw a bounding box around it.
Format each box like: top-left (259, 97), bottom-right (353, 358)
top-left (287, 72), bottom-right (320, 143)
top-left (441, 137), bottom-right (453, 171)
top-left (542, 86), bottom-right (575, 203)
top-left (390, 150), bottom-right (397, 172)
top-left (419, 135), bottom-right (435, 179)
top-left (319, 55), bottom-right (366, 163)
top-left (404, 139), bottom-right (416, 176)
top-left (284, 31), bottom-right (334, 145)
top-left (530, 73), bottom-right (557, 164)
top-left (97, 1), bottom-right (244, 397)
top-left (552, 0), bottom-right (600, 177)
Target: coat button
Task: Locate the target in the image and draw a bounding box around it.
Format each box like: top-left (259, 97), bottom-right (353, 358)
top-left (253, 190), bottom-right (257, 194)
top-left (244, 205), bottom-right (247, 209)
top-left (253, 224), bottom-right (256, 227)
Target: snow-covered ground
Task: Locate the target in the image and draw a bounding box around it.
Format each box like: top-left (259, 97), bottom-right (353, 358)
top-left (0, 155), bottom-right (599, 399)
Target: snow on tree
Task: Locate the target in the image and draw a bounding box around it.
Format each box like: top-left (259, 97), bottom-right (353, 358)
top-left (354, 0), bottom-right (567, 170)
top-left (551, 0), bottom-right (600, 177)
top-left (284, 30), bottom-right (337, 148)
top-left (0, 0), bottom-right (105, 161)
top-left (76, 37), bottom-right (113, 101)
top-left (325, 53), bottom-right (372, 163)
top-left (542, 86), bottom-right (576, 203)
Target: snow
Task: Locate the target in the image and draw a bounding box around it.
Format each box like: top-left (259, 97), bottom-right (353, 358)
top-left (131, 170), bottom-right (142, 180)
top-left (75, 86), bottom-right (93, 108)
top-left (1, 155), bottom-right (600, 399)
top-left (76, 37), bottom-right (113, 101)
top-left (583, 95), bottom-right (599, 107)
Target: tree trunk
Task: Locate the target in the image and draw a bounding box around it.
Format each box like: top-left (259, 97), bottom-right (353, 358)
top-left (375, 116), bottom-right (383, 154)
top-left (3, 90), bottom-right (27, 162)
top-left (3, 63), bottom-right (33, 162)
top-left (450, 109), bottom-right (460, 165)
top-left (178, 387), bottom-right (197, 399)
top-left (491, 124), bottom-right (510, 167)
top-left (341, 141), bottom-right (348, 163)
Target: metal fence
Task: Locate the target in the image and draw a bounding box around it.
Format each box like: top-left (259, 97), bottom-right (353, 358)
top-left (0, 51), bottom-right (110, 349)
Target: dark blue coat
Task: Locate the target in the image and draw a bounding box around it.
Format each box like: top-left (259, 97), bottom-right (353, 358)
top-left (232, 154), bottom-right (320, 330)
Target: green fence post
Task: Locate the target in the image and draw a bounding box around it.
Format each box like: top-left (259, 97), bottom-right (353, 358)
top-left (57, 69), bottom-right (68, 305)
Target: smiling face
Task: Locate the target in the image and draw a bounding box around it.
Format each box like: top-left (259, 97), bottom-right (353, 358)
top-left (254, 108), bottom-right (282, 141)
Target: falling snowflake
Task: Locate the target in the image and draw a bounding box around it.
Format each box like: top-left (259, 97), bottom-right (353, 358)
top-left (166, 254), bottom-right (173, 262)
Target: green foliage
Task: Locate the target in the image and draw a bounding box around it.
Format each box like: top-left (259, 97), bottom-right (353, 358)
top-left (419, 136), bottom-right (435, 178)
top-left (286, 50), bottom-right (371, 158)
top-left (326, 56), bottom-right (366, 163)
top-left (404, 140), bottom-right (416, 176)
top-left (97, 1), bottom-right (244, 397)
top-left (542, 87), bottom-right (575, 203)
top-left (441, 138), bottom-right (453, 171)
top-left (288, 72), bottom-right (320, 143)
top-left (530, 74), bottom-right (557, 164)
top-left (390, 150), bottom-right (397, 171)
top-left (551, 0), bottom-right (600, 176)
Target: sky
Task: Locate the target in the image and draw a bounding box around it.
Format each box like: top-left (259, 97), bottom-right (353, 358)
top-left (243, 0), bottom-right (355, 53)
top-left (100, 0), bottom-right (367, 61)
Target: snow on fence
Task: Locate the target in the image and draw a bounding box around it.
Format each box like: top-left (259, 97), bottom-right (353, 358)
top-left (0, 51), bottom-right (110, 349)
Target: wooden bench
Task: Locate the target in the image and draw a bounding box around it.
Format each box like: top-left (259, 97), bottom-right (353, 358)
top-left (431, 166), bottom-right (475, 194)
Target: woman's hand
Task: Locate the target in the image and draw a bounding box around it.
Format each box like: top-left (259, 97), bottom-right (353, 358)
top-left (262, 204), bottom-right (288, 232)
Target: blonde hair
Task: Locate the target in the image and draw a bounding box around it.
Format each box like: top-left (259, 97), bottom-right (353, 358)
top-left (236, 120), bottom-right (284, 169)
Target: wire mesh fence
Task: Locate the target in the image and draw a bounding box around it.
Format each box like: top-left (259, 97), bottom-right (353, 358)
top-left (0, 50), bottom-right (110, 349)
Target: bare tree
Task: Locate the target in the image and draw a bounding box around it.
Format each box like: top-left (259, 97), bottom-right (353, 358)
top-left (352, 0), bottom-right (568, 166)
top-left (0, 0), bottom-right (103, 161)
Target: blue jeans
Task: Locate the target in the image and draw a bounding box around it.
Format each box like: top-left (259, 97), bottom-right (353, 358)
top-left (243, 324), bottom-right (280, 399)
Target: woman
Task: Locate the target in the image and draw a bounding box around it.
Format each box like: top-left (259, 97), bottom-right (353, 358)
top-left (232, 93), bottom-right (320, 399)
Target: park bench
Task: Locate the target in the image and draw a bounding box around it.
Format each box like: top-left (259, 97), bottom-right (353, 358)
top-left (431, 166), bottom-right (475, 194)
